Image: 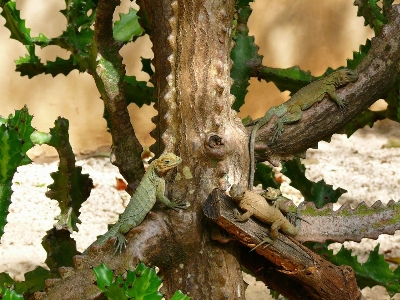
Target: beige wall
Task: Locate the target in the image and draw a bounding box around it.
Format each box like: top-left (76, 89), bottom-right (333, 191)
top-left (0, 0), bottom-right (374, 158)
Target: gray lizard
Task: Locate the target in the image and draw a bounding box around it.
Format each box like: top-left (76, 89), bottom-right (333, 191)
top-left (248, 68), bottom-right (359, 189)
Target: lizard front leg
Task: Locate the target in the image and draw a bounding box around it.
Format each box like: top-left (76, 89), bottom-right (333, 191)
top-left (156, 180), bottom-right (187, 210)
top-left (233, 209), bottom-right (254, 222)
top-left (248, 106), bottom-right (286, 190)
top-left (327, 89), bottom-right (346, 109)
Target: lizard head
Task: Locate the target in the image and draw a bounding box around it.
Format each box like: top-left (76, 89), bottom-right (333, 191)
top-left (262, 187), bottom-right (282, 201)
top-left (335, 68), bottom-right (359, 86)
top-left (229, 184), bottom-right (246, 203)
top-left (154, 153), bottom-right (182, 175)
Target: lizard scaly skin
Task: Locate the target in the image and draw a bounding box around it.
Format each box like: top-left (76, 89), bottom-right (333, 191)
top-left (248, 69), bottom-right (359, 189)
top-left (84, 153), bottom-right (185, 254)
top-left (229, 184), bottom-right (299, 245)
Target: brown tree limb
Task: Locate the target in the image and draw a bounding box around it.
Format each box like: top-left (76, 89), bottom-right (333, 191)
top-left (34, 212), bottom-right (180, 300)
top-left (203, 189), bottom-right (364, 300)
top-left (251, 5), bottom-right (400, 166)
top-left (93, 0), bottom-right (144, 193)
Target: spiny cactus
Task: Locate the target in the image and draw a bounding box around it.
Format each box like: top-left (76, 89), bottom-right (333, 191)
top-left (0, 106), bottom-right (35, 240)
top-left (93, 262), bottom-right (190, 300)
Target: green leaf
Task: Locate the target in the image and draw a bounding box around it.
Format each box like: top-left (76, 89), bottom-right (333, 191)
top-left (13, 267), bottom-right (51, 296)
top-left (44, 55), bottom-right (80, 77)
top-left (124, 76), bottom-right (156, 107)
top-left (258, 65), bottom-right (314, 95)
top-left (0, 288), bottom-right (24, 300)
top-left (344, 109), bottom-right (386, 137)
top-left (318, 244), bottom-right (400, 296)
top-left (125, 262), bottom-right (162, 299)
top-left (15, 45), bottom-right (46, 78)
top-left (59, 26), bottom-right (94, 58)
top-left (230, 1), bottom-right (262, 111)
top-left (1, 1), bottom-right (32, 44)
top-left (281, 158), bottom-right (346, 208)
top-left (385, 76), bottom-right (400, 123)
top-left (0, 1), bottom-right (50, 46)
top-left (347, 39), bottom-right (371, 70)
top-left (171, 290), bottom-right (191, 300)
top-left (235, 0), bottom-right (254, 9)
top-left (93, 262), bottom-right (163, 300)
top-left (0, 106), bottom-right (35, 240)
top-left (41, 228), bottom-right (80, 275)
top-left (93, 263), bottom-right (114, 292)
top-left (57, 0), bottom-right (96, 57)
top-left (354, 0), bottom-right (388, 35)
top-left (253, 163), bottom-right (280, 190)
top-left (45, 117), bottom-right (93, 233)
top-left (141, 57), bottom-right (154, 78)
top-left (61, 0), bottom-right (97, 29)
top-left (0, 125), bottom-right (22, 240)
top-left (6, 106), bottom-right (35, 165)
top-left (113, 7), bottom-right (144, 42)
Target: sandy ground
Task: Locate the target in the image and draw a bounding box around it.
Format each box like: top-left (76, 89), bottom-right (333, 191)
top-left (1, 119), bottom-right (400, 299)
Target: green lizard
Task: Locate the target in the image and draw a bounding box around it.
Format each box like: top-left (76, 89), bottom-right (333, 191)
top-left (84, 152), bottom-right (186, 254)
top-left (229, 184), bottom-right (299, 248)
top-left (248, 68), bottom-right (359, 189)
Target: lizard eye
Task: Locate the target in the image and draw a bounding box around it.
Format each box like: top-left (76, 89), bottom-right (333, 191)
top-left (164, 159), bottom-right (171, 164)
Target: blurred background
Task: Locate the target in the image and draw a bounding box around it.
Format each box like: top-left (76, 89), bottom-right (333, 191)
top-left (0, 0), bottom-right (374, 159)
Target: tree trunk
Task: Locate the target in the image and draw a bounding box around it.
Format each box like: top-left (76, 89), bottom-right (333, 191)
top-left (138, 0), bottom-right (250, 298)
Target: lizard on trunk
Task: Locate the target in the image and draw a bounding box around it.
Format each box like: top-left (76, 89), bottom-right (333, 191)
top-left (229, 184), bottom-right (299, 247)
top-left (84, 152), bottom-right (186, 254)
top-left (248, 68), bottom-right (359, 189)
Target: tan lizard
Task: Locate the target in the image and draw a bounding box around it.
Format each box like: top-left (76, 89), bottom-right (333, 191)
top-left (229, 184), bottom-right (299, 246)
top-left (248, 69), bottom-right (359, 189)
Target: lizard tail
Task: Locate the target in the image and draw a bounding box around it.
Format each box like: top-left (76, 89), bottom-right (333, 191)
top-left (248, 123), bottom-right (259, 190)
top-left (82, 224), bottom-right (120, 255)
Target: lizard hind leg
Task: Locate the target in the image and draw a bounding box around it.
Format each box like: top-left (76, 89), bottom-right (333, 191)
top-left (270, 219), bottom-right (285, 240)
top-left (271, 106), bottom-right (303, 143)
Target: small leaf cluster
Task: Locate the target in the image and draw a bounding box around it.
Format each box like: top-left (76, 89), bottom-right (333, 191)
top-left (0, 267), bottom-right (51, 298)
top-left (93, 262), bottom-right (190, 300)
top-left (0, 0), bottom-right (155, 108)
top-left (0, 107), bottom-right (88, 296)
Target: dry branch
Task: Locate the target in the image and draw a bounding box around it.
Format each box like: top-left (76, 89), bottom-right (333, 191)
top-left (203, 189), bottom-right (363, 300)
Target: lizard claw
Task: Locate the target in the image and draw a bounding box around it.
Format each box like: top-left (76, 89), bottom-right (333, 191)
top-left (250, 237), bottom-right (274, 252)
top-left (113, 232), bottom-right (127, 254)
top-left (169, 199), bottom-right (189, 211)
top-left (233, 209), bottom-right (245, 222)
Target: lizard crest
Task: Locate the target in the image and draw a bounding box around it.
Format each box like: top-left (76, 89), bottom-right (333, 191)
top-left (153, 152), bottom-right (182, 175)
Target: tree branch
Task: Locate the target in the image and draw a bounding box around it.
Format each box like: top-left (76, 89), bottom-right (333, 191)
top-left (93, 0), bottom-right (145, 193)
top-left (203, 189), bottom-right (363, 300)
top-left (35, 212), bottom-right (178, 299)
top-left (251, 5), bottom-right (400, 166)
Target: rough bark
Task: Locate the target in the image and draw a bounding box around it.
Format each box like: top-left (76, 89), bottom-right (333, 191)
top-left (203, 189), bottom-right (364, 300)
top-left (136, 0), bottom-right (251, 298)
top-left (33, 3), bottom-right (400, 300)
top-left (253, 5), bottom-right (400, 166)
top-left (93, 0), bottom-right (145, 194)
